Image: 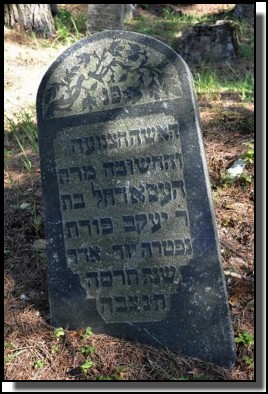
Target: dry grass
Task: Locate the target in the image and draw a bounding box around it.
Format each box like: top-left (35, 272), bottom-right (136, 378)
top-left (4, 4), bottom-right (254, 381)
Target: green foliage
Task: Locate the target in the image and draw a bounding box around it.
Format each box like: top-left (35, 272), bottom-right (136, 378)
top-left (33, 215), bottom-right (43, 236)
top-left (83, 326), bottom-right (94, 339)
top-left (222, 172), bottom-right (253, 187)
top-left (79, 345), bottom-right (95, 356)
top-left (163, 7), bottom-right (213, 24)
top-left (241, 143), bottom-right (254, 165)
top-left (4, 111), bottom-right (38, 173)
top-left (243, 355), bottom-right (254, 368)
top-left (4, 342), bottom-right (14, 350)
top-left (4, 247), bottom-right (11, 257)
top-left (80, 359), bottom-right (94, 373)
top-left (235, 332), bottom-right (254, 347)
top-left (238, 173), bottom-right (253, 185)
top-left (126, 9), bottom-right (212, 49)
top-left (227, 10), bottom-right (254, 60)
top-left (236, 72), bottom-right (254, 102)
top-left (238, 44), bottom-right (254, 60)
top-left (177, 375), bottom-right (190, 380)
top-left (33, 359), bottom-right (45, 369)
top-left (54, 9), bottom-right (86, 44)
top-left (193, 70), bottom-right (254, 103)
top-left (51, 344), bottom-right (59, 354)
top-left (234, 18), bottom-right (254, 45)
top-left (54, 327), bottom-right (65, 340)
top-left (235, 332), bottom-right (254, 370)
top-left (55, 10), bottom-right (74, 31)
top-left (4, 148), bottom-right (11, 158)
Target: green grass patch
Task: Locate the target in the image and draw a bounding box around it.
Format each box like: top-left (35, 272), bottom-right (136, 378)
top-left (54, 327), bottom-right (65, 340)
top-left (83, 326), bottom-right (94, 339)
top-left (238, 44), bottom-right (254, 60)
top-left (54, 9), bottom-right (87, 45)
top-left (231, 18), bottom-right (254, 44)
top-left (4, 110), bottom-right (38, 173)
top-left (235, 332), bottom-right (254, 347)
top-left (193, 70), bottom-right (254, 102)
top-left (80, 359), bottom-right (94, 374)
top-left (226, 17), bottom-right (254, 60)
top-left (33, 359), bottom-right (45, 369)
top-left (241, 142), bottom-right (254, 165)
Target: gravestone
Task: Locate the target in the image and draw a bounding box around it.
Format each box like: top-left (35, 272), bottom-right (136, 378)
top-left (37, 31), bottom-right (236, 368)
top-left (87, 4), bottom-right (124, 33)
top-left (177, 21), bottom-right (239, 64)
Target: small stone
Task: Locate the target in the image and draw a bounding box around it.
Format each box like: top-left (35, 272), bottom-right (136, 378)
top-left (20, 294), bottom-right (30, 301)
top-left (227, 159), bottom-right (245, 178)
top-left (20, 202), bottom-right (31, 209)
top-left (34, 189), bottom-right (42, 197)
top-left (32, 239), bottom-right (46, 251)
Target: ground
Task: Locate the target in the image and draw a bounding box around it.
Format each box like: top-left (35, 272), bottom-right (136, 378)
top-left (4, 4), bottom-right (254, 381)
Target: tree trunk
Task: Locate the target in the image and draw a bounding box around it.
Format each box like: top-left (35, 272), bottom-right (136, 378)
top-left (87, 4), bottom-right (124, 34)
top-left (4, 4), bottom-right (55, 37)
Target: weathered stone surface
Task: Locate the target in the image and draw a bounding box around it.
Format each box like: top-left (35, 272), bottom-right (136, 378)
top-left (177, 20), bottom-right (239, 64)
top-left (87, 4), bottom-right (124, 33)
top-left (37, 31), bottom-right (236, 368)
top-left (32, 239), bottom-right (46, 251)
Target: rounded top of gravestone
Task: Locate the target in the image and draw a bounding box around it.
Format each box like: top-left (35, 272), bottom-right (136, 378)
top-left (37, 30), bottom-right (195, 121)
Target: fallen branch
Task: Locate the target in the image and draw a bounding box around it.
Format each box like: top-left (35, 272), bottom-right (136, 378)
top-left (224, 270), bottom-right (254, 283)
top-left (221, 240), bottom-right (248, 262)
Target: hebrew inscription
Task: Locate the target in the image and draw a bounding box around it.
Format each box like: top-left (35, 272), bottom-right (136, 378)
top-left (54, 114), bottom-right (192, 323)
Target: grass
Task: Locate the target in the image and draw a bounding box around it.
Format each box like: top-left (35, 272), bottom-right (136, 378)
top-left (53, 9), bottom-right (87, 45)
top-left (4, 109), bottom-right (39, 173)
top-left (235, 20), bottom-right (254, 61)
top-left (193, 70), bottom-right (254, 103)
top-left (4, 4), bottom-right (254, 381)
top-left (126, 8), bottom-right (215, 48)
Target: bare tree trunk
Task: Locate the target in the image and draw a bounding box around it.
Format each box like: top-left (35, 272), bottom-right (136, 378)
top-left (87, 4), bottom-right (124, 34)
top-left (4, 4), bottom-right (55, 37)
